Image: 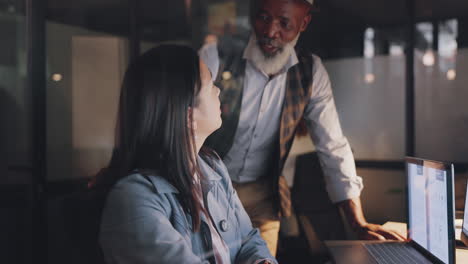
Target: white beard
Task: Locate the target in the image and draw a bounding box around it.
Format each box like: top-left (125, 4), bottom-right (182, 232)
top-left (244, 33), bottom-right (300, 76)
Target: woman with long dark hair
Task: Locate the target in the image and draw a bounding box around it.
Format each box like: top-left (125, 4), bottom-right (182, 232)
top-left (96, 44), bottom-right (276, 264)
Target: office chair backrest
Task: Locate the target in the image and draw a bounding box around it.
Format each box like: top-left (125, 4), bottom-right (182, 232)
top-left (48, 189), bottom-right (106, 264)
top-left (291, 152), bottom-right (347, 248)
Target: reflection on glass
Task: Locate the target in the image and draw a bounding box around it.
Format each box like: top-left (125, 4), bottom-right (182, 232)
top-left (51, 73), bottom-right (62, 82)
top-left (389, 42), bottom-right (404, 57)
top-left (364, 73), bottom-right (375, 84)
top-left (46, 21), bottom-right (129, 181)
top-left (364, 28), bottom-right (375, 58)
top-left (0, 3), bottom-right (30, 184)
top-left (417, 22), bottom-right (435, 67)
top-left (327, 53), bottom-right (405, 160)
top-left (446, 69), bottom-right (456, 80)
top-left (330, 26), bottom-right (406, 160)
top-left (363, 28), bottom-right (375, 84)
top-left (439, 19), bottom-right (458, 79)
top-left (422, 49), bottom-right (435, 67)
top-left (415, 19), bottom-right (468, 163)
top-left (0, 2), bottom-right (33, 263)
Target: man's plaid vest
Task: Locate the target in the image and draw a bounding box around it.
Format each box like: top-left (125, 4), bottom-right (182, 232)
top-left (204, 44), bottom-right (314, 218)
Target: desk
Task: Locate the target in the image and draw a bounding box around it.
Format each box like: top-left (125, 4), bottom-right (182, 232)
top-left (325, 222), bottom-right (468, 263)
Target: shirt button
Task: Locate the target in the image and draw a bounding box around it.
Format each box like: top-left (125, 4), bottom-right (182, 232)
top-left (220, 220), bottom-right (229, 232)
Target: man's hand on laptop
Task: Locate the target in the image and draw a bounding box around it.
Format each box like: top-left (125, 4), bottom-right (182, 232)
top-left (355, 223), bottom-right (406, 241)
top-left (339, 197), bottom-right (406, 241)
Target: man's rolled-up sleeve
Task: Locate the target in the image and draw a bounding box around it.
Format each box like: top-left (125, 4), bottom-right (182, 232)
top-left (303, 56), bottom-right (363, 203)
top-left (199, 42), bottom-right (220, 81)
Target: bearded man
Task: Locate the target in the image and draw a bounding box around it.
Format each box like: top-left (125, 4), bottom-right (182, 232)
top-left (201, 0), bottom-right (404, 256)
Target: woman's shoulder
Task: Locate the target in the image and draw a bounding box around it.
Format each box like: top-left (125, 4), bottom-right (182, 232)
top-left (103, 172), bottom-right (179, 217)
top-left (111, 172), bottom-right (179, 195)
top-left (99, 173), bottom-right (185, 248)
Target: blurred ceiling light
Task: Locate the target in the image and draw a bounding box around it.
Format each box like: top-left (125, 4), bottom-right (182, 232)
top-left (422, 50), bottom-right (435, 66)
top-left (52, 73), bottom-right (63, 82)
top-left (222, 71), bottom-right (232, 81)
top-left (446, 69), bottom-right (456, 80)
top-left (364, 73), bottom-right (375, 84)
top-left (389, 43), bottom-right (404, 56)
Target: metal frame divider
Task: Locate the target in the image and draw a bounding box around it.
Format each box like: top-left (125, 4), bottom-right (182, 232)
top-left (26, 0), bottom-right (46, 262)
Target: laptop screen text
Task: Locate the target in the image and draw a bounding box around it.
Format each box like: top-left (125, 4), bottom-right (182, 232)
top-left (408, 162), bottom-right (449, 263)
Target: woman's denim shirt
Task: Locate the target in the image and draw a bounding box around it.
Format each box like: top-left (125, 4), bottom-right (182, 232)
top-left (99, 155), bottom-right (276, 264)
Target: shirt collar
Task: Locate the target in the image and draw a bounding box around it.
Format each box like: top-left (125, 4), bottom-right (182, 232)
top-left (198, 155), bottom-right (222, 182)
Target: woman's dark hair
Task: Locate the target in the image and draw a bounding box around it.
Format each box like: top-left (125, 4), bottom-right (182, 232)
top-left (92, 44), bottom-right (205, 230)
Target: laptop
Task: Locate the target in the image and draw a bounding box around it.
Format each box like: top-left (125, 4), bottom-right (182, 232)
top-left (326, 157), bottom-right (456, 264)
top-left (461, 180), bottom-right (468, 247)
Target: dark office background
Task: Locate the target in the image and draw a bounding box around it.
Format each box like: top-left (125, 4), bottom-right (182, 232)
top-left (1, 0), bottom-right (468, 263)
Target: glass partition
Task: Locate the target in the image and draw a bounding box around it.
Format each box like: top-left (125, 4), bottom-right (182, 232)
top-left (46, 2), bottom-right (129, 181)
top-left (0, 0), bottom-right (30, 184)
top-left (0, 1), bottom-right (32, 263)
top-left (415, 19), bottom-right (468, 163)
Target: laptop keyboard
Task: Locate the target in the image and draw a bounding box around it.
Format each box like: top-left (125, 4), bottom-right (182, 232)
top-left (364, 243), bottom-right (431, 264)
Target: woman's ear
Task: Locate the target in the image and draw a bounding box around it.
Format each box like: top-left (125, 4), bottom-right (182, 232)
top-left (188, 107), bottom-right (198, 131)
top-left (192, 119), bottom-right (198, 131)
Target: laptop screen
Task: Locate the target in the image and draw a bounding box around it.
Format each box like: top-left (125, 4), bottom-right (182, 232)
top-left (407, 157), bottom-right (455, 264)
